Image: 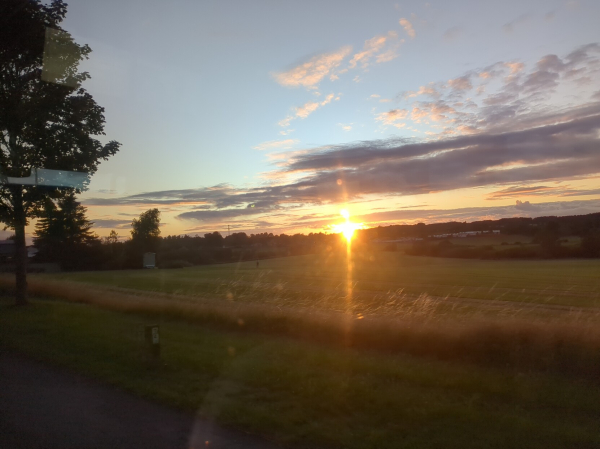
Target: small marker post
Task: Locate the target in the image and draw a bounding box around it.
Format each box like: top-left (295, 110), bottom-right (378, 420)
top-left (144, 324), bottom-right (160, 364)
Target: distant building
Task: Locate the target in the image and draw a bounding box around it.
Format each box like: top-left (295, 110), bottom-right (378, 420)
top-left (143, 252), bottom-right (156, 268)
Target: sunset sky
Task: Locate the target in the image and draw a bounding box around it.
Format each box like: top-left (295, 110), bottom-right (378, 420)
top-left (50, 0), bottom-right (600, 238)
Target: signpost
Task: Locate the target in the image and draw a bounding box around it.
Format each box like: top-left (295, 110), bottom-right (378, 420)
top-left (1, 167), bottom-right (89, 189)
top-left (144, 324), bottom-right (160, 363)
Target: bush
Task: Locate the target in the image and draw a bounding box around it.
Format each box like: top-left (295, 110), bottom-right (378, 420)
top-left (159, 260), bottom-right (193, 269)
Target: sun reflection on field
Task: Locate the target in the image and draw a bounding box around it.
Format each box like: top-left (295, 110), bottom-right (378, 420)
top-left (332, 209), bottom-right (365, 316)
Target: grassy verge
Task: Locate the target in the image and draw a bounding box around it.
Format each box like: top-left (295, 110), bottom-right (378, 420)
top-left (2, 276), bottom-right (600, 378)
top-left (2, 297), bottom-right (600, 448)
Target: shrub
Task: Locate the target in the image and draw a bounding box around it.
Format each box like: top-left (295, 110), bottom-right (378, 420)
top-left (159, 260), bottom-right (193, 269)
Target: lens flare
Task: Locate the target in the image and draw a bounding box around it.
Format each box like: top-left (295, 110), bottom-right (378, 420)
top-left (333, 209), bottom-right (363, 242)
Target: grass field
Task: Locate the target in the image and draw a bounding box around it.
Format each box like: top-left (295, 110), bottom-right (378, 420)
top-left (43, 252), bottom-right (600, 313)
top-left (2, 297), bottom-right (600, 449)
top-left (3, 252), bottom-right (600, 447)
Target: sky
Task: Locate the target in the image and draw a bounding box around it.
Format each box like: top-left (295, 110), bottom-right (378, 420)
top-left (46, 0), bottom-right (600, 238)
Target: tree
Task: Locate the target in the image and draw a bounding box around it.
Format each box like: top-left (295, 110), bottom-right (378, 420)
top-left (535, 221), bottom-right (561, 257)
top-left (0, 0), bottom-right (120, 304)
top-left (104, 230), bottom-right (119, 245)
top-left (204, 231), bottom-right (224, 248)
top-left (34, 192), bottom-right (99, 269)
top-left (131, 208), bottom-right (161, 252)
top-left (581, 229), bottom-right (600, 258)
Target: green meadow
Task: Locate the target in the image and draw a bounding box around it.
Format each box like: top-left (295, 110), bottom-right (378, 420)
top-left (3, 252), bottom-right (600, 448)
top-left (44, 251), bottom-right (600, 312)
top-left (2, 298), bottom-right (600, 449)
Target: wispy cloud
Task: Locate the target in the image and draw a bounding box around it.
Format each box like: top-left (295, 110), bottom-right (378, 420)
top-left (443, 26), bottom-right (462, 41)
top-left (358, 199), bottom-right (600, 225)
top-left (91, 218), bottom-right (132, 229)
top-left (273, 46), bottom-right (352, 89)
top-left (399, 18), bottom-right (416, 39)
top-left (348, 31), bottom-right (401, 70)
top-left (253, 139), bottom-right (299, 151)
top-left (279, 93), bottom-right (335, 127)
top-left (487, 183), bottom-right (600, 200)
top-left (502, 12), bottom-right (533, 33)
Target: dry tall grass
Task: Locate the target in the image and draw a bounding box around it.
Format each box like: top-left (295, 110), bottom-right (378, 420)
top-left (2, 275), bottom-right (600, 379)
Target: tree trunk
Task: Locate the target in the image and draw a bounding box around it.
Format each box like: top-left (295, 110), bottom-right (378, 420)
top-left (13, 186), bottom-right (28, 306)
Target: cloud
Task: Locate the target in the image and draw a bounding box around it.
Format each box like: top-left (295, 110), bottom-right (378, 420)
top-left (375, 109), bottom-right (408, 127)
top-left (295, 101), bottom-right (321, 119)
top-left (279, 93), bottom-right (335, 126)
top-left (358, 199), bottom-right (600, 225)
top-left (85, 43), bottom-right (600, 231)
top-left (348, 33), bottom-right (398, 69)
top-left (443, 26), bottom-right (462, 41)
top-left (178, 206), bottom-right (270, 223)
top-left (411, 101), bottom-right (457, 123)
top-left (404, 84), bottom-right (440, 99)
top-left (502, 12), bottom-right (533, 33)
top-left (487, 183), bottom-right (600, 200)
top-left (447, 76), bottom-right (472, 91)
top-left (515, 200), bottom-right (536, 211)
top-left (339, 123), bottom-right (352, 131)
top-left (280, 106), bottom-right (600, 200)
top-left (253, 139), bottom-right (299, 151)
top-left (504, 61), bottom-right (525, 74)
top-left (84, 100), bottom-right (600, 229)
top-left (273, 46), bottom-right (352, 89)
top-left (91, 218), bottom-right (132, 229)
top-left (390, 43), bottom-right (600, 136)
top-left (399, 18), bottom-right (416, 39)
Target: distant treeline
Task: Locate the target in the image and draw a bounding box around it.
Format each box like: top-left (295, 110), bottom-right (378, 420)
top-left (356, 212), bottom-right (600, 241)
top-left (32, 231), bottom-right (343, 271)
top-left (376, 213), bottom-right (600, 260)
top-left (31, 211), bottom-right (600, 271)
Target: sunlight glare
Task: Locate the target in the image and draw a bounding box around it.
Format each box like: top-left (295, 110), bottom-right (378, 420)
top-left (333, 209), bottom-right (363, 242)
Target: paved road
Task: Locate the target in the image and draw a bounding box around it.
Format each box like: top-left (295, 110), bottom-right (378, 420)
top-left (0, 352), bottom-right (281, 449)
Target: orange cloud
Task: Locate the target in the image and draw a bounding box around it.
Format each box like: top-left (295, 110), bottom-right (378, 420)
top-left (279, 93), bottom-right (335, 126)
top-left (399, 18), bottom-right (416, 39)
top-left (376, 109), bottom-right (408, 127)
top-left (273, 46), bottom-right (352, 89)
top-left (253, 139), bottom-right (299, 151)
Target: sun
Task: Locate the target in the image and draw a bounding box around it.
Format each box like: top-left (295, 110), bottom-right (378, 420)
top-left (333, 209), bottom-right (363, 242)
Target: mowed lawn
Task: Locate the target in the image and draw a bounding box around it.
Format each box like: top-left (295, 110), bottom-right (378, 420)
top-left (42, 252), bottom-right (600, 313)
top-left (2, 297), bottom-right (600, 449)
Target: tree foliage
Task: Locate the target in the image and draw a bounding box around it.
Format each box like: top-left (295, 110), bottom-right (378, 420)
top-left (104, 230), bottom-right (119, 245)
top-left (34, 193), bottom-right (99, 269)
top-left (131, 208), bottom-right (161, 254)
top-left (0, 0), bottom-right (119, 302)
